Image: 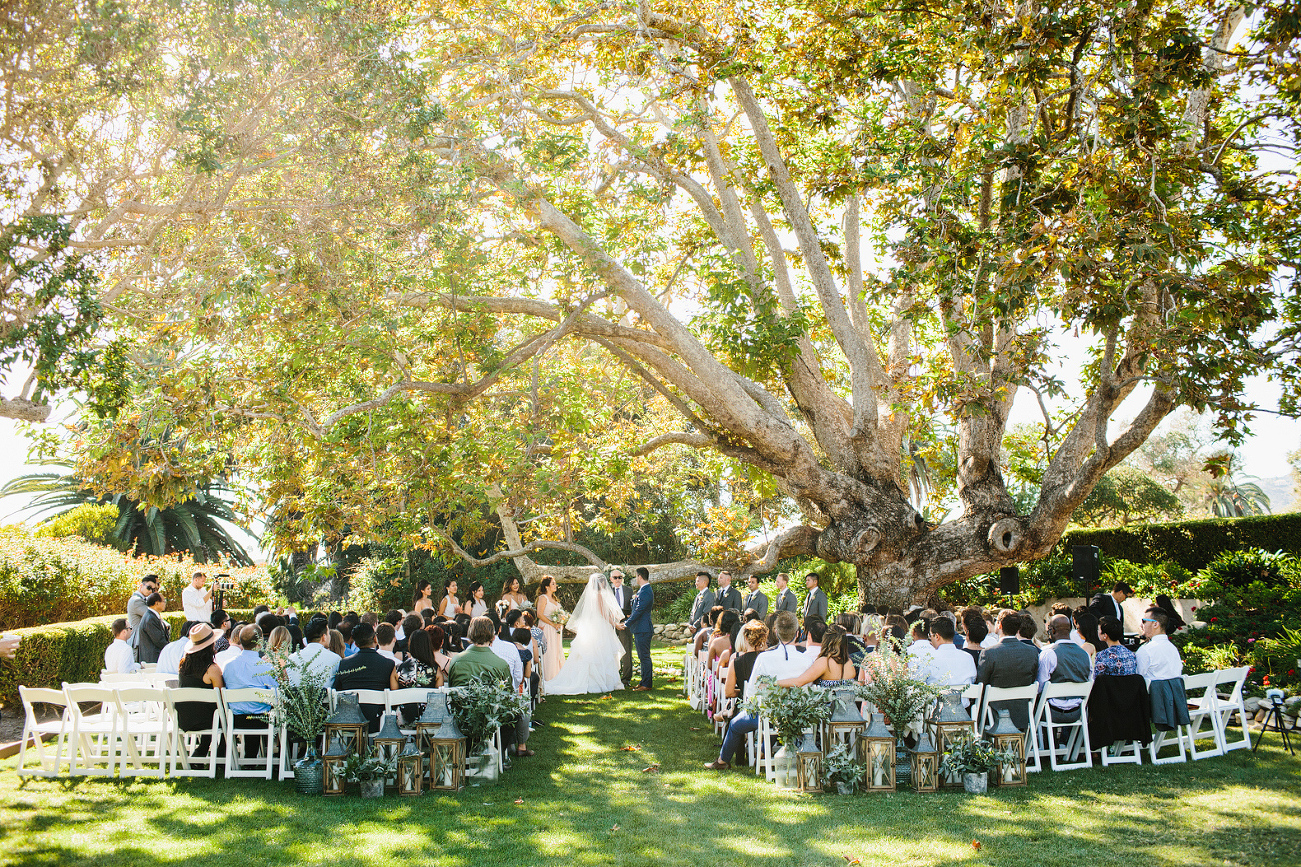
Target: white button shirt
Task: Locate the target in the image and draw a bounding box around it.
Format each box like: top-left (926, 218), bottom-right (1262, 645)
top-left (288, 642), bottom-right (342, 686)
top-left (747, 642), bottom-right (814, 690)
top-left (925, 642), bottom-right (977, 688)
top-left (156, 637), bottom-right (189, 675)
top-left (907, 639), bottom-right (938, 678)
top-left (104, 638), bottom-right (140, 674)
top-left (490, 635), bottom-right (524, 690)
top-left (181, 584), bottom-right (213, 622)
top-left (1135, 633), bottom-right (1183, 685)
top-left (214, 644), bottom-right (243, 671)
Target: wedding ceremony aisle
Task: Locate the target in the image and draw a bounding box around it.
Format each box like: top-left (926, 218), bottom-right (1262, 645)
top-left (3, 646), bottom-right (1298, 867)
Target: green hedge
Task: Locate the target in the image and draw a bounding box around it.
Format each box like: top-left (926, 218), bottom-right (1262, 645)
top-left (0, 609), bottom-right (253, 709)
top-left (1055, 513), bottom-right (1301, 572)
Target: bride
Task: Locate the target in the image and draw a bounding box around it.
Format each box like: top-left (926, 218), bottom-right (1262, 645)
top-left (543, 573), bottom-right (625, 695)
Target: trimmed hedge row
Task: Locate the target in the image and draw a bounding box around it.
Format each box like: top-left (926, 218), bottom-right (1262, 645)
top-left (1055, 513), bottom-right (1301, 572)
top-left (0, 609), bottom-right (253, 709)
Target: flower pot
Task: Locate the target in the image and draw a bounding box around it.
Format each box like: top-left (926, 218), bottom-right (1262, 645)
top-left (466, 747), bottom-right (500, 785)
top-left (835, 781), bottom-right (854, 796)
top-left (359, 778), bottom-right (384, 799)
top-left (293, 747), bottom-right (324, 796)
top-left (963, 773), bottom-right (988, 795)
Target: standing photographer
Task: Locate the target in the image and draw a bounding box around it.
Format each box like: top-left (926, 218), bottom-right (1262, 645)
top-left (182, 571), bottom-right (214, 633)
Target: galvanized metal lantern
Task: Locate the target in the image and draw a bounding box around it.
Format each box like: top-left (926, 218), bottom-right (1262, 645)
top-left (825, 689), bottom-right (865, 753)
top-left (323, 693), bottom-right (369, 756)
top-left (987, 708), bottom-right (1027, 787)
top-left (322, 735), bottom-right (349, 796)
top-left (911, 731), bottom-right (940, 793)
top-left (427, 708), bottom-right (467, 791)
top-left (397, 741), bottom-right (424, 796)
top-left (795, 730), bottom-right (823, 793)
top-left (933, 689), bottom-right (976, 789)
top-left (860, 713), bottom-right (895, 793)
top-left (373, 712), bottom-right (406, 786)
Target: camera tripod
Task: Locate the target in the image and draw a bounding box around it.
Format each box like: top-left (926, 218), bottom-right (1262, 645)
top-left (1253, 699), bottom-right (1296, 756)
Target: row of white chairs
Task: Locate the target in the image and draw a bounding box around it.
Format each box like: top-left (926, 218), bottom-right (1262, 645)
top-left (683, 649), bottom-right (1252, 778)
top-left (16, 682), bottom-right (502, 781)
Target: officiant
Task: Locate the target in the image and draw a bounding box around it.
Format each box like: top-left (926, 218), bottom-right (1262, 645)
top-left (610, 569), bottom-right (635, 688)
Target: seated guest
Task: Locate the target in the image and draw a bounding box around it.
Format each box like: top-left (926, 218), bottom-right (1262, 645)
top-left (1093, 616), bottom-right (1137, 676)
top-left (448, 616), bottom-right (511, 687)
top-left (721, 621), bottom-right (769, 706)
top-left (398, 628), bottom-right (442, 690)
top-left (337, 621), bottom-right (357, 657)
top-left (1151, 595), bottom-right (1186, 633)
top-left (223, 625), bottom-right (277, 754)
top-left (157, 622), bottom-right (197, 676)
top-left (937, 610), bottom-right (963, 649)
top-left (215, 621), bottom-right (244, 670)
top-left (512, 626), bottom-right (538, 702)
top-left (522, 611), bottom-right (547, 666)
top-left (708, 610), bottom-right (740, 671)
top-left (334, 622), bottom-right (399, 730)
top-left (104, 618), bottom-right (140, 674)
top-left (327, 628), bottom-right (346, 659)
top-left (1017, 610), bottom-right (1040, 646)
top-left (906, 618), bottom-right (936, 677)
top-left (704, 611), bottom-right (811, 771)
top-left (1136, 611), bottom-right (1182, 686)
top-left (923, 616), bottom-right (977, 690)
top-left (1036, 614), bottom-right (1092, 721)
top-left (777, 624), bottom-right (857, 687)
top-left (976, 610), bottom-right (1040, 730)
top-left (883, 614), bottom-right (909, 644)
top-left (210, 609), bottom-right (231, 653)
top-left (397, 614), bottom-right (423, 656)
top-left (981, 611), bottom-right (1005, 649)
top-left (375, 623), bottom-right (398, 662)
top-left (693, 606), bottom-right (724, 654)
top-left (1073, 610), bottom-right (1102, 664)
top-left (289, 618), bottom-right (341, 686)
top-left (801, 619), bottom-right (827, 657)
top-left (175, 623), bottom-right (224, 756)
top-left (488, 620), bottom-right (532, 758)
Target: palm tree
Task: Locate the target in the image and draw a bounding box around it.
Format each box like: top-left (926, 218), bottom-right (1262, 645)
top-left (1, 463), bottom-right (256, 565)
top-left (1206, 475), bottom-right (1272, 518)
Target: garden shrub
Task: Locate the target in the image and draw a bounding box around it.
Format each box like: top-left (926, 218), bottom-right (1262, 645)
top-left (344, 555), bottom-right (408, 614)
top-left (0, 527), bottom-right (277, 630)
top-left (1056, 513), bottom-right (1301, 572)
top-left (0, 608), bottom-right (253, 707)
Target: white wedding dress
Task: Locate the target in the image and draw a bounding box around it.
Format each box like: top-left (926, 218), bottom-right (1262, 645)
top-left (543, 574), bottom-right (625, 695)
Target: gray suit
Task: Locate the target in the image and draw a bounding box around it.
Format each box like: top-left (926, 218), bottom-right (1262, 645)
top-left (774, 588), bottom-right (798, 614)
top-left (742, 590), bottom-right (769, 619)
top-left (716, 585), bottom-right (742, 613)
top-left (132, 607), bottom-right (171, 665)
top-left (977, 636), bottom-right (1041, 730)
top-left (126, 591), bottom-right (149, 630)
top-left (688, 588), bottom-right (716, 628)
top-left (801, 588), bottom-right (828, 629)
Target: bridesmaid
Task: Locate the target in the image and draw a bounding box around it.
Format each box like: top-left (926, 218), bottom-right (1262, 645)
top-left (462, 581), bottom-right (488, 619)
top-left (535, 575), bottom-right (564, 681)
top-left (412, 579), bottom-right (434, 615)
top-left (437, 580), bottom-right (459, 618)
top-left (499, 575), bottom-right (528, 612)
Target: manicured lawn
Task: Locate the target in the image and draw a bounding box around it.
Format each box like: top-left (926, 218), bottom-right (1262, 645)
top-left (3, 645), bottom-right (1299, 867)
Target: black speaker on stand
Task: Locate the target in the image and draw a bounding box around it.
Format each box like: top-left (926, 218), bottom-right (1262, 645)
top-left (999, 566), bottom-right (1020, 605)
top-left (1072, 546), bottom-right (1100, 598)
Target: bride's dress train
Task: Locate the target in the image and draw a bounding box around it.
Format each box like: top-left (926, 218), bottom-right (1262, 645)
top-left (544, 574), bottom-right (625, 695)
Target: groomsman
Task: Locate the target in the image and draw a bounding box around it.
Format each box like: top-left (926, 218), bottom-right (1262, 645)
top-left (802, 573), bottom-right (828, 631)
top-left (716, 571), bottom-right (743, 613)
top-left (742, 574), bottom-right (769, 619)
top-left (688, 572), bottom-right (716, 630)
top-left (774, 572), bottom-right (798, 614)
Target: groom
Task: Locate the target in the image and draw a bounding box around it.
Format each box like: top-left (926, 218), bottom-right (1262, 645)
top-left (620, 567), bottom-right (654, 691)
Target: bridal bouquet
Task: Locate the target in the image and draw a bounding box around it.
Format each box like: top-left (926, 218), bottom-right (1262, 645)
top-left (553, 608), bottom-right (571, 627)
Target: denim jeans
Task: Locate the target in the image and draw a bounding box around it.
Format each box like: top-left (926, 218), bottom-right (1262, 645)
top-left (718, 710), bottom-right (760, 763)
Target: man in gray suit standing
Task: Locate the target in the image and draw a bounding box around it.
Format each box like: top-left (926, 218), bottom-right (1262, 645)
top-left (716, 571), bottom-right (742, 613)
top-left (688, 572), bottom-right (716, 630)
top-left (127, 575), bottom-right (159, 630)
top-left (801, 573), bottom-right (828, 631)
top-left (742, 574), bottom-right (768, 619)
top-left (774, 572), bottom-right (798, 614)
top-left (976, 610), bottom-right (1041, 730)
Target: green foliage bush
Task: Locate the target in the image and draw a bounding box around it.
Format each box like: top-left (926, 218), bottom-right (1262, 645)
top-left (0, 527), bottom-right (277, 629)
top-left (0, 608), bottom-right (253, 707)
top-left (1056, 513), bottom-right (1301, 573)
top-left (33, 503), bottom-right (118, 545)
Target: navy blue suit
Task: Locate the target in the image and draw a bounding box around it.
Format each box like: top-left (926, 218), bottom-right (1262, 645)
top-left (625, 583), bottom-right (654, 688)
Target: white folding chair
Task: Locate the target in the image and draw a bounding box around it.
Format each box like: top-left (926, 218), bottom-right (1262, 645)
top-left (1182, 671), bottom-right (1225, 760)
top-left (1214, 667), bottom-right (1252, 752)
top-left (385, 686), bottom-right (442, 733)
top-left (166, 688), bottom-right (225, 778)
top-left (1032, 681), bottom-right (1093, 771)
top-left (221, 687), bottom-right (277, 779)
top-left (16, 686), bottom-right (71, 777)
top-left (100, 672), bottom-right (149, 685)
top-left (64, 684), bottom-right (124, 776)
top-left (115, 686), bottom-right (171, 778)
top-left (981, 684), bottom-right (1042, 772)
top-left (962, 683), bottom-right (985, 734)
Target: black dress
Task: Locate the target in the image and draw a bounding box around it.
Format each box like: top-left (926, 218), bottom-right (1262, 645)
top-left (177, 670), bottom-right (218, 731)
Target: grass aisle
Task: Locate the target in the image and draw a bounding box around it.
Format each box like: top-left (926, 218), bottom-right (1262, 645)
top-left (3, 645), bottom-right (1300, 867)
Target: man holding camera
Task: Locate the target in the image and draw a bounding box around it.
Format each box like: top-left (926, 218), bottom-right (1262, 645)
top-left (182, 571), bottom-right (214, 633)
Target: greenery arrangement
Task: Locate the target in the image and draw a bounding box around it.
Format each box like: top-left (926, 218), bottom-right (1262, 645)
top-left (939, 736), bottom-right (1017, 777)
top-left (257, 639), bottom-right (332, 744)
top-left (742, 677), bottom-right (833, 747)
top-left (822, 742), bottom-right (865, 793)
top-left (448, 673), bottom-right (531, 754)
top-left (340, 752), bottom-right (395, 783)
top-left (856, 639), bottom-right (946, 729)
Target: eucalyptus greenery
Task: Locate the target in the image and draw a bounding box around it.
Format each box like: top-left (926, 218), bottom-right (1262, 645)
top-left (448, 673), bottom-right (531, 754)
top-left (939, 736), bottom-right (1019, 777)
top-left (256, 639), bottom-right (332, 744)
top-left (340, 752), bottom-right (396, 783)
top-left (743, 676), bottom-right (833, 747)
top-left (856, 638), bottom-right (946, 730)
top-left (822, 742), bottom-right (865, 792)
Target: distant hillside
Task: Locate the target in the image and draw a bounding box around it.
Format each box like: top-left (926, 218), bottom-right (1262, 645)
top-left (1259, 475), bottom-right (1297, 514)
